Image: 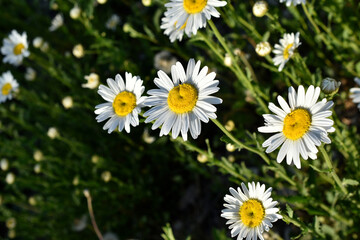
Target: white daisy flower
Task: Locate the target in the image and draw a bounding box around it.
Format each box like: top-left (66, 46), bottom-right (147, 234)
top-left (272, 32), bottom-right (301, 72)
top-left (82, 73), bottom-right (100, 89)
top-left (143, 58), bottom-right (222, 141)
top-left (350, 77), bottom-right (360, 110)
top-left (0, 71), bottom-right (19, 103)
top-left (106, 14), bottom-right (121, 30)
top-left (49, 13), bottom-right (64, 32)
top-left (279, 0), bottom-right (306, 7)
top-left (95, 73), bottom-right (146, 134)
top-left (258, 85), bottom-right (335, 169)
top-left (160, 15), bottom-right (189, 42)
top-left (221, 182), bottom-right (282, 240)
top-left (162, 0), bottom-right (227, 38)
top-left (1, 30), bottom-right (30, 66)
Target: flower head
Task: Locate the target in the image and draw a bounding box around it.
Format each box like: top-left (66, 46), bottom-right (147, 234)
top-left (253, 1), bottom-right (268, 17)
top-left (0, 71), bottom-right (19, 103)
top-left (280, 0), bottom-right (306, 7)
top-left (221, 182), bottom-right (282, 240)
top-left (273, 32), bottom-right (301, 72)
top-left (161, 0), bottom-right (227, 41)
top-left (258, 85), bottom-right (335, 169)
top-left (1, 30), bottom-right (30, 66)
top-left (83, 73), bottom-right (100, 89)
top-left (350, 77), bottom-right (360, 110)
top-left (255, 42), bottom-right (271, 57)
top-left (95, 73), bottom-right (146, 133)
top-left (144, 58), bottom-right (222, 141)
top-left (106, 14), bottom-right (121, 30)
top-left (73, 44), bottom-right (84, 58)
top-left (70, 4), bottom-right (81, 19)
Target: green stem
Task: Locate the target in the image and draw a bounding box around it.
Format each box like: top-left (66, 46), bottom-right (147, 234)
top-left (302, 4), bottom-right (331, 47)
top-left (319, 146), bottom-right (348, 195)
top-left (211, 119), bottom-right (270, 164)
top-left (208, 20), bottom-right (268, 113)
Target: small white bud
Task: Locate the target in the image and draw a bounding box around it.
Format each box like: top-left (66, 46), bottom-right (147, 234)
top-left (62, 96), bottom-right (74, 109)
top-left (32, 37), bottom-right (44, 48)
top-left (101, 171), bottom-right (112, 182)
top-left (224, 53), bottom-right (232, 67)
top-left (197, 154), bottom-right (208, 163)
top-left (253, 1), bottom-right (268, 18)
top-left (47, 127), bottom-right (59, 139)
top-left (255, 41), bottom-right (272, 57)
top-left (226, 143), bottom-right (236, 152)
top-left (70, 5), bottom-right (81, 19)
top-left (1, 158), bottom-right (9, 171)
top-left (5, 172), bottom-right (15, 185)
top-left (72, 44), bottom-right (84, 58)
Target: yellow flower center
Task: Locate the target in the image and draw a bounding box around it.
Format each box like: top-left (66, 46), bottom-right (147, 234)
top-left (167, 83), bottom-right (198, 114)
top-left (112, 91), bottom-right (136, 117)
top-left (183, 0), bottom-right (208, 14)
top-left (1, 83), bottom-right (12, 96)
top-left (13, 43), bottom-right (25, 55)
top-left (283, 43), bottom-right (294, 60)
top-left (283, 108), bottom-right (311, 140)
top-left (239, 199), bottom-right (265, 228)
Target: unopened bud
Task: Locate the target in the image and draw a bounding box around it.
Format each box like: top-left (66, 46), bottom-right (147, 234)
top-left (321, 77), bottom-right (341, 94)
top-left (253, 1), bottom-right (268, 18)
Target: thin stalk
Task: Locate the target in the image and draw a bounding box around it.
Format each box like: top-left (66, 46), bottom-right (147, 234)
top-left (208, 20), bottom-right (268, 113)
top-left (301, 4), bottom-right (331, 47)
top-left (211, 119), bottom-right (270, 164)
top-left (84, 190), bottom-right (104, 240)
top-left (319, 146), bottom-right (348, 195)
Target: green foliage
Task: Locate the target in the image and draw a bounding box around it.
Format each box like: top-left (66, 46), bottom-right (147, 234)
top-left (0, 0), bottom-right (360, 240)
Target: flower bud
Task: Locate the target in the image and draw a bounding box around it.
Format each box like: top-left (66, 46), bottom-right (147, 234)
top-left (253, 1), bottom-right (268, 18)
top-left (255, 41), bottom-right (271, 57)
top-left (321, 77), bottom-right (341, 94)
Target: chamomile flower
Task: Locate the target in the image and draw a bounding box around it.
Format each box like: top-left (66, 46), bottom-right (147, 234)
top-left (221, 182), bottom-right (282, 240)
top-left (1, 30), bottom-right (30, 66)
top-left (258, 85), bottom-right (335, 169)
top-left (160, 15), bottom-right (189, 42)
top-left (0, 71), bottom-right (19, 103)
top-left (144, 59), bottom-right (222, 141)
top-left (273, 32), bottom-right (301, 72)
top-left (350, 77), bottom-right (360, 110)
top-left (95, 73), bottom-right (146, 133)
top-left (162, 0), bottom-right (227, 39)
top-left (280, 0), bottom-right (306, 7)
top-left (106, 14), bottom-right (121, 30)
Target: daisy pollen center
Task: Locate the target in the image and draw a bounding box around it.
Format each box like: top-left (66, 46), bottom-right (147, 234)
top-left (283, 108), bottom-right (311, 140)
top-left (112, 91), bottom-right (136, 117)
top-left (167, 83), bottom-right (198, 114)
top-left (239, 199), bottom-right (265, 228)
top-left (183, 0), bottom-right (208, 14)
top-left (283, 43), bottom-right (294, 60)
top-left (2, 83), bottom-right (12, 96)
top-left (13, 43), bottom-right (25, 55)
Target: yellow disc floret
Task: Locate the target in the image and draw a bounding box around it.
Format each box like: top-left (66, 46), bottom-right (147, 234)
top-left (13, 43), bottom-right (25, 55)
top-left (1, 83), bottom-right (12, 96)
top-left (167, 83), bottom-right (198, 114)
top-left (283, 108), bottom-right (311, 140)
top-left (239, 199), bottom-right (265, 228)
top-left (112, 91), bottom-right (137, 117)
top-left (183, 0), bottom-right (208, 14)
top-left (283, 43), bottom-right (294, 60)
